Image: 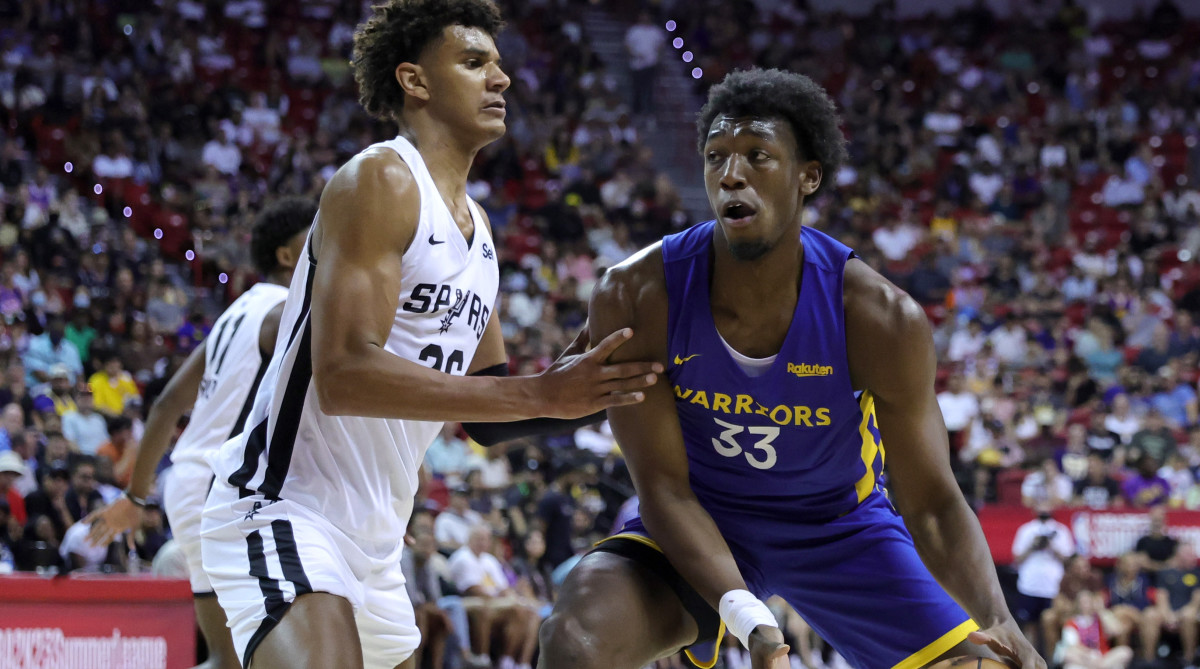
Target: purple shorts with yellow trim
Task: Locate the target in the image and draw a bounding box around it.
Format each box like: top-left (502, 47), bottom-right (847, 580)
top-left (612, 493), bottom-right (977, 669)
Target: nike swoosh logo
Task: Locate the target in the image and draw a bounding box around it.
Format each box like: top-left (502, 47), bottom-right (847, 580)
top-left (673, 354), bottom-right (701, 365)
top-left (428, 234), bottom-right (445, 245)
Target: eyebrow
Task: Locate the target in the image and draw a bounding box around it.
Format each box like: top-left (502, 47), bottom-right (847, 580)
top-left (461, 47), bottom-right (501, 67)
top-left (706, 125), bottom-right (778, 143)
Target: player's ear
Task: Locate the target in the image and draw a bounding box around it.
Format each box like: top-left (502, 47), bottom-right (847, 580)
top-left (799, 160), bottom-right (822, 197)
top-left (276, 246), bottom-right (296, 272)
top-left (395, 63), bottom-right (430, 103)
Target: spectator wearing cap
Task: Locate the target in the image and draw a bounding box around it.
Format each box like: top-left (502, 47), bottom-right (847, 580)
top-left (61, 390), bottom-right (108, 455)
top-left (86, 351), bottom-right (139, 417)
top-left (22, 466), bottom-right (72, 541)
top-left (435, 484), bottom-right (484, 554)
top-left (21, 315), bottom-right (82, 389)
top-left (95, 416), bottom-right (136, 489)
top-left (0, 451), bottom-right (29, 528)
top-left (40, 364), bottom-right (76, 416)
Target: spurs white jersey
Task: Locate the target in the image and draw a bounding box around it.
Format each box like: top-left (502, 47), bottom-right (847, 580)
top-left (208, 136), bottom-right (499, 551)
top-left (170, 282), bottom-right (289, 467)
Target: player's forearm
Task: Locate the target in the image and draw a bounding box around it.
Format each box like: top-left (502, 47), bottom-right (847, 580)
top-left (903, 493), bottom-right (1013, 628)
top-left (127, 399), bottom-right (190, 499)
top-left (640, 490), bottom-right (752, 610)
top-left (314, 346), bottom-right (546, 422)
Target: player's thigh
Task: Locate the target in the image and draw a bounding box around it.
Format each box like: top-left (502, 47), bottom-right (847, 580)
top-left (201, 481), bottom-right (368, 667)
top-left (771, 513), bottom-right (977, 669)
top-left (356, 561), bottom-right (421, 669)
top-left (540, 550), bottom-right (697, 669)
top-left (194, 594), bottom-right (238, 665)
top-left (250, 592), bottom-right (363, 669)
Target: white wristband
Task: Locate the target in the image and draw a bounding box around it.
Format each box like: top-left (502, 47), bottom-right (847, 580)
top-left (719, 589), bottom-right (778, 647)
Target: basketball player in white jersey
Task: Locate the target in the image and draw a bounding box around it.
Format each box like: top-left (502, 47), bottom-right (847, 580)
top-left (199, 2), bottom-right (661, 668)
top-left (85, 197), bottom-right (317, 669)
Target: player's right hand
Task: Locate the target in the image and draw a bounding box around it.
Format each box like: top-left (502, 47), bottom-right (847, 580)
top-left (536, 327), bottom-right (662, 418)
top-left (84, 496), bottom-right (139, 547)
top-left (748, 626), bottom-right (791, 669)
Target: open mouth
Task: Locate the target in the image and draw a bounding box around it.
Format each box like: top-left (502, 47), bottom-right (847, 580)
top-left (721, 201), bottom-right (758, 225)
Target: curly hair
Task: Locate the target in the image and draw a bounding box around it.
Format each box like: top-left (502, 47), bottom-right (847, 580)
top-left (696, 68), bottom-right (848, 197)
top-left (251, 197), bottom-right (318, 276)
top-left (352, 0), bottom-right (504, 122)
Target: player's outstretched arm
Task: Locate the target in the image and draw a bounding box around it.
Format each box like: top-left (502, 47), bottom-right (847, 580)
top-left (844, 260), bottom-right (1044, 669)
top-left (589, 252), bottom-right (789, 669)
top-left (86, 338), bottom-right (208, 547)
top-left (309, 152), bottom-right (658, 423)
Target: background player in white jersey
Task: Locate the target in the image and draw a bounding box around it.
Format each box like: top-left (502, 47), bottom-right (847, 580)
top-left (200, 2), bottom-right (661, 668)
top-left (84, 197), bottom-right (317, 669)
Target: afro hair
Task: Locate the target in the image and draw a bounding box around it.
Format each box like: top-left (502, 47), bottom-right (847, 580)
top-left (352, 0), bottom-right (504, 122)
top-left (697, 68), bottom-right (848, 197)
top-left (251, 197), bottom-right (318, 276)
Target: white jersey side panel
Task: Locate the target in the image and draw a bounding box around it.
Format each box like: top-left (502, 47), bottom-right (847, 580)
top-left (208, 136), bottom-right (500, 554)
top-left (171, 283), bottom-right (288, 467)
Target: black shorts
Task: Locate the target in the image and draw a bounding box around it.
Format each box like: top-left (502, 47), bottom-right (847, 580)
top-left (1014, 592), bottom-right (1054, 625)
top-left (588, 535), bottom-right (723, 645)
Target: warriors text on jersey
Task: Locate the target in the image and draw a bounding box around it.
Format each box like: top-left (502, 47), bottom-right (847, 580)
top-left (170, 282), bottom-right (288, 468)
top-left (207, 135), bottom-right (500, 550)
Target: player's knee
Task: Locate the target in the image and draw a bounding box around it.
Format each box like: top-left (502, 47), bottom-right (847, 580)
top-left (538, 611), bottom-right (612, 669)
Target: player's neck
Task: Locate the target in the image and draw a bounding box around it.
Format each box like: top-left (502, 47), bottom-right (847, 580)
top-left (710, 227), bottom-right (803, 311)
top-left (398, 120), bottom-right (481, 208)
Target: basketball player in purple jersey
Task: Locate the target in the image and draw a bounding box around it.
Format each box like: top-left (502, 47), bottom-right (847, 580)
top-left (538, 69), bottom-right (1043, 669)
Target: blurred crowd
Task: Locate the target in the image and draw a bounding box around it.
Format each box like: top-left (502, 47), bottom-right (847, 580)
top-left (2, 0), bottom-right (1200, 667)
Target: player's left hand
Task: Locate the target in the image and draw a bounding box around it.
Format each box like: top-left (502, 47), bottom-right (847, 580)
top-left (968, 621), bottom-right (1046, 669)
top-left (84, 496), bottom-right (139, 548)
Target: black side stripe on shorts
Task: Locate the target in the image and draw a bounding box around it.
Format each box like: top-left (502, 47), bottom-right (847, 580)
top-left (271, 519), bottom-right (312, 595)
top-left (244, 529), bottom-right (288, 667)
top-left (228, 357), bottom-right (270, 441)
top-left (257, 319), bottom-right (313, 500)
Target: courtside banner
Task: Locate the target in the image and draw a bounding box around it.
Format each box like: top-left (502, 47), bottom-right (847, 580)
top-left (978, 506), bottom-right (1200, 565)
top-left (0, 575), bottom-right (193, 669)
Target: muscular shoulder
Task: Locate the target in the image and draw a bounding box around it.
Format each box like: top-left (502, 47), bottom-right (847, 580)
top-left (589, 242), bottom-right (668, 359)
top-left (843, 258), bottom-right (935, 395)
top-left (843, 259), bottom-right (928, 337)
top-left (314, 148), bottom-right (419, 254)
top-left (592, 243), bottom-right (666, 324)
